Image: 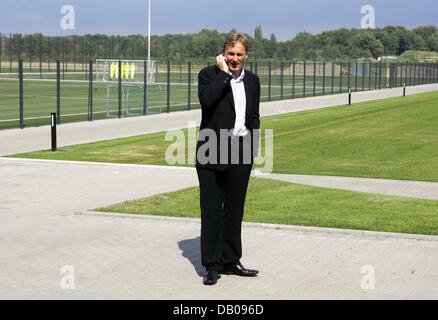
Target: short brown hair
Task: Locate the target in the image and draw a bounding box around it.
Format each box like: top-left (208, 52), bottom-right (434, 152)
top-left (223, 33), bottom-right (249, 53)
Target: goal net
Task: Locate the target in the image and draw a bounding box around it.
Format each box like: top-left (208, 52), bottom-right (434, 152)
top-left (106, 84), bottom-right (162, 118)
top-left (96, 59), bottom-right (157, 83)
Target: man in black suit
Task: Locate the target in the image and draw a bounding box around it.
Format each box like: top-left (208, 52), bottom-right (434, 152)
top-left (195, 33), bottom-right (260, 285)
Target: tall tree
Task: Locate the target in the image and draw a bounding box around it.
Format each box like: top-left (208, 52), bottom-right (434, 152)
top-left (254, 25), bottom-right (263, 41)
top-left (253, 25), bottom-right (264, 59)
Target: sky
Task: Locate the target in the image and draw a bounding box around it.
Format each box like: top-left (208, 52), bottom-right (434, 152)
top-left (0, 0), bottom-right (437, 41)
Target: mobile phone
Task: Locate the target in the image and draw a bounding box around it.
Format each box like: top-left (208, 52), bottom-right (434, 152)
top-left (220, 50), bottom-right (227, 63)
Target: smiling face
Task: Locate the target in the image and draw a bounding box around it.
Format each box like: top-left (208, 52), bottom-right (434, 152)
top-left (224, 41), bottom-right (248, 77)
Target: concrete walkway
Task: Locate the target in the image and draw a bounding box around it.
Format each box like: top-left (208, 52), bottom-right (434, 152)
top-left (1, 84), bottom-right (438, 299)
top-left (256, 172), bottom-right (438, 201)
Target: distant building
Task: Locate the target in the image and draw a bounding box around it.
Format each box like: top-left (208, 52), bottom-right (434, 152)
top-left (420, 56), bottom-right (438, 63)
top-left (378, 56), bottom-right (398, 61)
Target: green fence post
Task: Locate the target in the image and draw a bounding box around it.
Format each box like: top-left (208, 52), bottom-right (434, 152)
top-left (339, 62), bottom-right (343, 93)
top-left (420, 63), bottom-right (424, 85)
top-left (280, 62), bottom-right (284, 100)
top-left (368, 62), bottom-right (371, 90)
top-left (48, 36), bottom-right (52, 74)
top-left (322, 61), bottom-right (326, 96)
top-left (9, 33), bottom-right (12, 72)
top-left (57, 59), bottom-right (61, 124)
top-left (429, 64), bottom-right (432, 84)
top-left (362, 62), bottom-right (365, 91)
top-left (88, 60), bottom-right (93, 121)
top-left (331, 62), bottom-right (334, 94)
top-left (421, 63), bottom-right (424, 84)
top-left (29, 34), bottom-right (32, 73)
top-left (433, 62), bottom-right (438, 83)
top-left (118, 60), bottom-right (122, 118)
top-left (188, 61), bottom-right (191, 111)
top-left (268, 62), bottom-right (272, 101)
top-left (73, 37), bottom-right (76, 73)
top-left (39, 34), bottom-right (42, 79)
top-left (355, 61), bottom-right (358, 91)
top-left (167, 60), bottom-right (170, 113)
top-left (62, 37), bottom-right (65, 80)
top-left (303, 61), bottom-right (306, 97)
top-left (292, 62), bottom-right (295, 99)
top-left (19, 59), bottom-right (24, 129)
top-left (378, 61), bottom-right (382, 89)
top-left (413, 64), bottom-right (417, 86)
top-left (399, 63), bottom-right (403, 87)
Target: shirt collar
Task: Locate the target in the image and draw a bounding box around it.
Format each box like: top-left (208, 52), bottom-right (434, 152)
top-left (228, 68), bottom-right (245, 81)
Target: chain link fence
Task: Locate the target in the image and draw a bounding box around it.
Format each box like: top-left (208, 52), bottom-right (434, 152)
top-left (1, 33), bottom-right (438, 130)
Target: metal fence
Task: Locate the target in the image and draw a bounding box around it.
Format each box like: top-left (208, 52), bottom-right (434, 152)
top-left (0, 58), bottom-right (437, 130)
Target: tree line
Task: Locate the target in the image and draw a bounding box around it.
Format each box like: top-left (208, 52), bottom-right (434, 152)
top-left (1, 25), bottom-right (437, 63)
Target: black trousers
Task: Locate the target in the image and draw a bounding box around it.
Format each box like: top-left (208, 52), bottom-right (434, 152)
top-left (196, 163), bottom-right (252, 271)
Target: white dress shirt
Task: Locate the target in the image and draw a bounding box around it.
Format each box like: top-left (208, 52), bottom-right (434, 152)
top-left (228, 69), bottom-right (248, 137)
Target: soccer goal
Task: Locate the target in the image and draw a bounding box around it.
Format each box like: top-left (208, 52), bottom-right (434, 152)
top-left (106, 84), bottom-right (162, 118)
top-left (96, 59), bottom-right (157, 83)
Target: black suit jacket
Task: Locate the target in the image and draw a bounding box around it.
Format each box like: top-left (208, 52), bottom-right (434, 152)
top-left (195, 65), bottom-right (260, 170)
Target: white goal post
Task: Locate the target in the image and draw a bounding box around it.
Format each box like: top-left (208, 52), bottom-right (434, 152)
top-left (96, 59), bottom-right (157, 83)
top-left (106, 84), bottom-right (162, 118)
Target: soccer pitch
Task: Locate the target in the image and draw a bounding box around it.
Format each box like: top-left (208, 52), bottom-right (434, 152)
top-left (0, 74), bottom-right (197, 129)
top-left (0, 68), bottom-right (388, 130)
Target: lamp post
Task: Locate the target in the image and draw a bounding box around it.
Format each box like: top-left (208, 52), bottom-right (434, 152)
top-left (148, 0), bottom-right (151, 64)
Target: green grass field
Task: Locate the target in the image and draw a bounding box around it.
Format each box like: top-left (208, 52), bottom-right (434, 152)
top-left (9, 90), bottom-right (438, 235)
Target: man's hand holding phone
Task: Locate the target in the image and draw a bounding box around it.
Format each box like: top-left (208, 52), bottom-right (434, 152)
top-left (216, 54), bottom-right (229, 73)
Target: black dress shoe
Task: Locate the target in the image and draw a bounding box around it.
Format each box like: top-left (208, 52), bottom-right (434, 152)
top-left (203, 270), bottom-right (221, 285)
top-left (220, 263), bottom-right (259, 277)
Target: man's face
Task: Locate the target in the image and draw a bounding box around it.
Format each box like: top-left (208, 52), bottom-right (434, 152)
top-left (224, 42), bottom-right (248, 76)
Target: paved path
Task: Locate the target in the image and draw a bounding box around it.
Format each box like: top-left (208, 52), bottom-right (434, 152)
top-left (1, 157), bottom-right (438, 299)
top-left (256, 172), bottom-right (438, 200)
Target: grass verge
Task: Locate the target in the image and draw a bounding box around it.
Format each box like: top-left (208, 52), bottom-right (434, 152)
top-left (97, 177), bottom-right (438, 236)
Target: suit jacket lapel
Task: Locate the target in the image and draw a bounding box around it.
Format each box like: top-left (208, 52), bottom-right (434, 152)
top-left (226, 82), bottom-right (235, 114)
